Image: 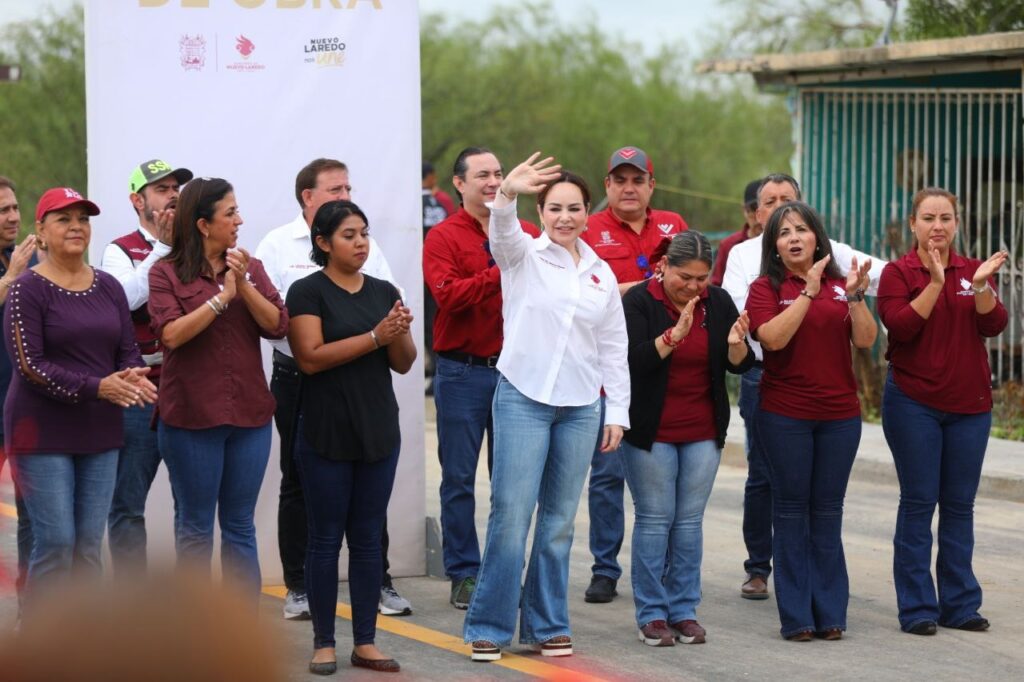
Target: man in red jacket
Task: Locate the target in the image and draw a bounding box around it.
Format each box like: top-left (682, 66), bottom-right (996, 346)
top-left (423, 147), bottom-right (539, 609)
top-left (580, 146), bottom-right (688, 603)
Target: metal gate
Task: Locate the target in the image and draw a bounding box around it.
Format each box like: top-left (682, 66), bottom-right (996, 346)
top-left (796, 86), bottom-right (1023, 383)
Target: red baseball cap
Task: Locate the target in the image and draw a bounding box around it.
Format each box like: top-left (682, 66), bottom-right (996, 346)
top-left (608, 146), bottom-right (654, 176)
top-left (35, 187), bottom-right (101, 222)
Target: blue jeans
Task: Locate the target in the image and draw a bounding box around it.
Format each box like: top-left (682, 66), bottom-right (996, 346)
top-left (108, 403), bottom-right (165, 575)
top-left (1, 447), bottom-right (33, 595)
top-left (464, 377), bottom-right (601, 646)
top-left (622, 439), bottom-right (721, 627)
top-left (739, 365), bottom-right (772, 577)
top-left (158, 421), bottom-right (271, 600)
top-left (756, 409), bottom-right (860, 637)
top-left (433, 355), bottom-right (498, 581)
top-left (12, 450), bottom-right (118, 608)
top-left (587, 397), bottom-right (624, 581)
top-left (293, 419), bottom-right (399, 649)
top-left (881, 373), bottom-right (991, 631)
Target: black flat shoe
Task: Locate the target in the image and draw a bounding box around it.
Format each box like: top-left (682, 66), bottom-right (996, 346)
top-left (309, 659), bottom-right (338, 675)
top-left (351, 651), bottom-right (401, 673)
top-left (907, 621), bottom-right (937, 636)
top-left (951, 617), bottom-right (990, 632)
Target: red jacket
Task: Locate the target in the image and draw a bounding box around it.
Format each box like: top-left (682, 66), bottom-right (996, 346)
top-left (423, 207), bottom-right (539, 357)
top-left (878, 250), bottom-right (1007, 413)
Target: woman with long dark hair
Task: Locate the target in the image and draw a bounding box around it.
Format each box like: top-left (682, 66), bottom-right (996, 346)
top-left (747, 201), bottom-right (876, 641)
top-left (287, 200), bottom-right (415, 675)
top-left (621, 231), bottom-right (753, 647)
top-left (148, 177), bottom-right (287, 600)
top-left (878, 188), bottom-right (1007, 635)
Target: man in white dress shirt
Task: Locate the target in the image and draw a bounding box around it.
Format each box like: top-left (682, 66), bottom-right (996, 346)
top-left (722, 173), bottom-right (883, 600)
top-left (100, 159), bottom-right (193, 577)
top-left (255, 158), bottom-right (410, 620)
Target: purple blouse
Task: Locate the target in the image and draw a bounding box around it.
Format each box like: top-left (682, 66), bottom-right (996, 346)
top-left (3, 268), bottom-right (143, 456)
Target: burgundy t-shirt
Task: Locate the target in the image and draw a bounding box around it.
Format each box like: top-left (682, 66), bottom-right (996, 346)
top-left (747, 274), bottom-right (860, 420)
top-left (649, 281), bottom-right (716, 443)
top-left (877, 250), bottom-right (1007, 413)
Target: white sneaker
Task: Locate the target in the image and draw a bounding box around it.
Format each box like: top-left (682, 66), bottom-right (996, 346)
top-left (283, 590), bottom-right (311, 620)
top-left (379, 584), bottom-right (413, 616)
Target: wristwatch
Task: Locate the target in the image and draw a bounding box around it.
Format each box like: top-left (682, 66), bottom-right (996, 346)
top-left (971, 282), bottom-right (991, 295)
top-left (848, 289), bottom-right (865, 303)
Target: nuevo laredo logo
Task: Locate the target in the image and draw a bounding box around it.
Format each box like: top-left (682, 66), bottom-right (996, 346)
top-left (179, 34), bottom-right (207, 71)
top-left (304, 36), bottom-right (346, 68)
top-left (227, 33), bottom-right (265, 72)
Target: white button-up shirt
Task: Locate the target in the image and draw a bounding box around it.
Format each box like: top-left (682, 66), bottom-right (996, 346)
top-left (721, 233), bottom-right (885, 361)
top-left (99, 227), bottom-right (171, 312)
top-left (255, 212), bottom-right (398, 357)
top-left (489, 201), bottom-right (630, 428)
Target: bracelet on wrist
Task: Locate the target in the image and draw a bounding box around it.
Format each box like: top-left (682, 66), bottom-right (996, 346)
top-left (369, 329), bottom-right (381, 348)
top-left (799, 289), bottom-right (815, 300)
top-left (498, 186), bottom-right (517, 201)
top-left (847, 289), bottom-right (865, 303)
top-left (206, 299), bottom-right (222, 316)
top-left (661, 327), bottom-right (680, 349)
top-left (971, 282), bottom-right (990, 295)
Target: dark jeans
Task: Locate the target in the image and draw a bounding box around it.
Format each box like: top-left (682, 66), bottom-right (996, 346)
top-left (271, 356), bottom-right (394, 593)
top-left (1, 446), bottom-right (32, 596)
top-left (433, 355), bottom-right (497, 581)
top-left (882, 373), bottom-right (990, 631)
top-left (756, 409), bottom-right (860, 637)
top-left (738, 365), bottom-right (772, 577)
top-left (108, 402), bottom-right (165, 576)
top-left (587, 396), bottom-right (624, 581)
top-left (294, 420), bottom-right (399, 649)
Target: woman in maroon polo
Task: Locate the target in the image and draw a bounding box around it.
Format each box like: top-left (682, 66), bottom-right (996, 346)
top-left (878, 187), bottom-right (1008, 636)
top-left (747, 201), bottom-right (876, 642)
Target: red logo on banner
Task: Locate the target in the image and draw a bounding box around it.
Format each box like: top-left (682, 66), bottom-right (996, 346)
top-left (236, 35), bottom-right (256, 58)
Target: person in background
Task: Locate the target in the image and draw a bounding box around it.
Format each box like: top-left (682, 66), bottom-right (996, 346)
top-left (100, 159), bottom-right (193, 576)
top-left (423, 161), bottom-right (456, 216)
top-left (255, 157), bottom-right (410, 620)
top-left (0, 175), bottom-right (37, 606)
top-left (5, 187), bottom-right (156, 619)
top-left (288, 199), bottom-right (416, 675)
top-left (423, 147), bottom-right (540, 610)
top-left (622, 230), bottom-right (753, 647)
top-left (464, 155), bottom-right (629, 662)
top-left (710, 179), bottom-right (761, 287)
top-left (878, 187), bottom-right (1008, 636)
top-left (580, 146), bottom-right (688, 604)
top-left (746, 201), bottom-right (876, 641)
top-left (149, 177), bottom-right (287, 603)
top-left (421, 162), bottom-right (451, 395)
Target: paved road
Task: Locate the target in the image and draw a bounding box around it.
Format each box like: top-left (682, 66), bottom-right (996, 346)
top-left (2, 407), bottom-right (1022, 680)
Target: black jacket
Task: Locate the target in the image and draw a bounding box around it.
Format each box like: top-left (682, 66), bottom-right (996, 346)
top-left (622, 281), bottom-right (754, 451)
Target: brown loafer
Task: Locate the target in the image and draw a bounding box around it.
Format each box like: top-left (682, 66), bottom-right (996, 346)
top-left (817, 628), bottom-right (843, 641)
top-left (785, 630), bottom-right (814, 642)
top-left (741, 573), bottom-right (769, 600)
top-left (350, 651), bottom-right (400, 673)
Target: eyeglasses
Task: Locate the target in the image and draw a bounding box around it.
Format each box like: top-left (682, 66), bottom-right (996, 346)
top-left (483, 240), bottom-right (495, 268)
top-left (636, 254), bottom-right (654, 279)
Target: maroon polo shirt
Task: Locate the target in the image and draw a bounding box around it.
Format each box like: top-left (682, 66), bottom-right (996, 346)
top-left (583, 207), bottom-right (687, 285)
top-left (423, 207), bottom-right (539, 358)
top-left (711, 225), bottom-right (751, 286)
top-left (148, 258), bottom-right (288, 429)
top-left (649, 280), bottom-right (716, 443)
top-left (877, 249), bottom-right (1008, 414)
top-left (747, 274), bottom-right (860, 420)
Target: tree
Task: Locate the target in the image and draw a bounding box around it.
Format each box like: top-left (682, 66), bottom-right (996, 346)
top-left (904, 0), bottom-right (1024, 39)
top-left (0, 3), bottom-right (86, 233)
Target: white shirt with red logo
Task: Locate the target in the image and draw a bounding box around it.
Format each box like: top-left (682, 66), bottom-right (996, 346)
top-left (488, 202), bottom-right (630, 428)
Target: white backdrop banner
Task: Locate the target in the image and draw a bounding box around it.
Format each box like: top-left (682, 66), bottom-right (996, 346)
top-left (84, 0), bottom-right (425, 581)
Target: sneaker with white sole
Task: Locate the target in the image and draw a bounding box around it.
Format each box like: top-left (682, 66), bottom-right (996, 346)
top-left (670, 619), bottom-right (706, 644)
top-left (379, 584), bottom-right (413, 616)
top-left (638, 620), bottom-right (676, 647)
top-left (537, 635), bottom-right (573, 657)
top-left (283, 589), bottom-right (311, 620)
top-left (471, 640), bottom-right (501, 662)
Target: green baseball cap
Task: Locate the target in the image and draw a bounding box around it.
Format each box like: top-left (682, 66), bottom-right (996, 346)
top-left (128, 159), bottom-right (194, 193)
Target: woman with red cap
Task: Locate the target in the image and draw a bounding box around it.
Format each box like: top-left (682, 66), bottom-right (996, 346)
top-left (4, 187), bottom-right (156, 617)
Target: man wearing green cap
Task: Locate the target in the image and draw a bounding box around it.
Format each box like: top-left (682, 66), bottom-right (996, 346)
top-left (99, 158), bottom-right (193, 576)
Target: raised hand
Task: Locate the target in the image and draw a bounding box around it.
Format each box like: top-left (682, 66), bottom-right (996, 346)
top-left (8, 235), bottom-right (37, 278)
top-left (973, 250), bottom-right (1008, 288)
top-left (728, 311), bottom-right (750, 346)
top-left (153, 208), bottom-right (175, 244)
top-left (925, 247), bottom-right (945, 285)
top-left (226, 248), bottom-right (251, 283)
top-left (844, 255), bottom-right (872, 297)
top-left (499, 152), bottom-right (562, 198)
top-left (670, 297), bottom-right (698, 344)
top-left (805, 254), bottom-right (831, 296)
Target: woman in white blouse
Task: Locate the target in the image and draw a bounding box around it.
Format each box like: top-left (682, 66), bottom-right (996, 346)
top-left (463, 153), bottom-right (630, 662)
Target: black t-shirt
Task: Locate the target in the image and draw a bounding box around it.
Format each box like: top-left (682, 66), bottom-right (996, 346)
top-left (286, 271), bottom-right (401, 462)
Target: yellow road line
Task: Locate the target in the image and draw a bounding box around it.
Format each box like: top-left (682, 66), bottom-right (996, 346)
top-left (262, 585), bottom-right (610, 680)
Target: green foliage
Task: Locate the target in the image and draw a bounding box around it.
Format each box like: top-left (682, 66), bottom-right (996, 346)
top-left (0, 2), bottom-right (86, 234)
top-left (905, 0), bottom-right (1024, 40)
top-left (421, 2), bottom-right (793, 233)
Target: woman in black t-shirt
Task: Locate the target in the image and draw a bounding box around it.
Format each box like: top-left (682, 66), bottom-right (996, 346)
top-left (286, 200), bottom-right (416, 676)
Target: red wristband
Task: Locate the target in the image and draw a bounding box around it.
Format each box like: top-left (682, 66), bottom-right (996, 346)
top-left (662, 328), bottom-right (679, 348)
